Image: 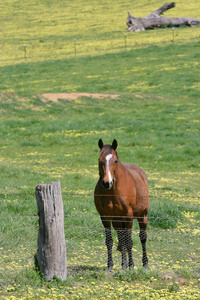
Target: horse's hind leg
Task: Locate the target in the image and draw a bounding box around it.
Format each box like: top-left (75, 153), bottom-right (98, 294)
top-left (125, 228), bottom-right (134, 269)
top-left (138, 216), bottom-right (149, 269)
top-left (116, 228), bottom-right (128, 269)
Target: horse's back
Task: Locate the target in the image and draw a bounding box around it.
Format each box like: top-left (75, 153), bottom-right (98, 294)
top-left (122, 163), bottom-right (149, 204)
top-left (122, 163), bottom-right (148, 187)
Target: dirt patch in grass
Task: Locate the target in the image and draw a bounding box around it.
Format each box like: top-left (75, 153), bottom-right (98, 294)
top-left (40, 93), bottom-right (120, 103)
top-left (0, 93), bottom-right (165, 103)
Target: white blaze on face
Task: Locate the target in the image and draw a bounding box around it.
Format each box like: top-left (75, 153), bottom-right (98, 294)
top-left (105, 154), bottom-right (113, 183)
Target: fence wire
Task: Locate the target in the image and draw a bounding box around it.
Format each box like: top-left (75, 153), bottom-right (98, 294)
top-left (1, 189), bottom-right (200, 280)
top-left (1, 29), bottom-right (200, 67)
top-left (0, 212), bottom-right (199, 281)
top-left (65, 224), bottom-right (200, 275)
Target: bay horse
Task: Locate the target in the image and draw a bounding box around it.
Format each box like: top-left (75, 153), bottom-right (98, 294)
top-left (94, 139), bottom-right (149, 271)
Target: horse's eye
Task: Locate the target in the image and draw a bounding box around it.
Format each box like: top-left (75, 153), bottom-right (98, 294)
top-left (115, 160), bottom-right (118, 163)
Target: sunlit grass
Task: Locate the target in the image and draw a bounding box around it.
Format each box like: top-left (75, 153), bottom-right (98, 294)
top-left (0, 93), bottom-right (200, 298)
top-left (1, 220), bottom-right (200, 299)
top-left (0, 0), bottom-right (200, 297)
top-left (1, 41), bottom-right (200, 98)
top-left (0, 0), bottom-right (200, 66)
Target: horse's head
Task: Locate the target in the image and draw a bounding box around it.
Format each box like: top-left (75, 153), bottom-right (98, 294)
top-left (98, 139), bottom-right (119, 189)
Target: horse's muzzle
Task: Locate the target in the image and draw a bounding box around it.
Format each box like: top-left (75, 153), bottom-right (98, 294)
top-left (103, 180), bottom-right (113, 189)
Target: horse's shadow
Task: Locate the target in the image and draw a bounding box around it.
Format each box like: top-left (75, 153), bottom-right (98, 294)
top-left (68, 265), bottom-right (107, 277)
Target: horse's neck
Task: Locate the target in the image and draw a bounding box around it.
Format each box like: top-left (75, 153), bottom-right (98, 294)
top-left (115, 162), bottom-right (126, 185)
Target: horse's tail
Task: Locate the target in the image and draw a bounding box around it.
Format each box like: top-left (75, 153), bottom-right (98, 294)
top-left (117, 242), bottom-right (129, 253)
top-left (117, 230), bottom-right (130, 252)
top-left (117, 243), bottom-right (122, 252)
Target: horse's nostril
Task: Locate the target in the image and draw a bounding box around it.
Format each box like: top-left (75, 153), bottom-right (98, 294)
top-left (103, 181), bottom-right (110, 189)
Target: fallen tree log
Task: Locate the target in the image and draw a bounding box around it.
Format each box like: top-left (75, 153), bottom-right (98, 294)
top-left (127, 2), bottom-right (200, 32)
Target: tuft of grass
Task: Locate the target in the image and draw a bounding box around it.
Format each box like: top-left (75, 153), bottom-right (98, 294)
top-left (113, 267), bottom-right (160, 282)
top-left (148, 199), bottom-right (184, 228)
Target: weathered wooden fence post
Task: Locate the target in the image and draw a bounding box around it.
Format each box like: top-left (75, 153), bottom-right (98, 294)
top-left (35, 180), bottom-right (67, 281)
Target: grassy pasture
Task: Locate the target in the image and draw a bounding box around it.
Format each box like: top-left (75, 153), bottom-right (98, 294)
top-left (0, 92), bottom-right (200, 298)
top-left (0, 0), bottom-right (200, 299)
top-left (1, 41), bottom-right (200, 98)
top-left (0, 0), bottom-right (200, 65)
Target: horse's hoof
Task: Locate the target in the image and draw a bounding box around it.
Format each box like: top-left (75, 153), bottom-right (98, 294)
top-left (108, 265), bottom-right (113, 272)
top-left (129, 264), bottom-right (134, 269)
top-left (143, 264), bottom-right (149, 270)
top-left (122, 264), bottom-right (128, 270)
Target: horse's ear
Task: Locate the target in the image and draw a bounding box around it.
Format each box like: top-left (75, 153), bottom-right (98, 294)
top-left (112, 139), bottom-right (118, 150)
top-left (98, 139), bottom-right (104, 149)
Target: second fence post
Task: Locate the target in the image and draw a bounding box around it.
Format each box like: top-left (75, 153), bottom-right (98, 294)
top-left (35, 180), bottom-right (67, 281)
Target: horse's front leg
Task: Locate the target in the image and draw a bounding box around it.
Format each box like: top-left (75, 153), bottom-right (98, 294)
top-left (102, 218), bottom-right (114, 271)
top-left (116, 228), bottom-right (128, 269)
top-left (105, 227), bottom-right (114, 271)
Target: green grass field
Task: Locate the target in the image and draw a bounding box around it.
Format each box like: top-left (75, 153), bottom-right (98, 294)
top-left (1, 0), bottom-right (200, 66)
top-left (0, 0), bottom-right (200, 299)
